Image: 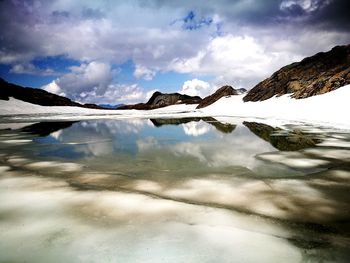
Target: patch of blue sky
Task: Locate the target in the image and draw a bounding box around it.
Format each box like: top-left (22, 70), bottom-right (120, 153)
top-left (113, 60), bottom-right (135, 84)
top-left (32, 55), bottom-right (80, 74)
top-left (0, 55), bottom-right (81, 88)
top-left (171, 10), bottom-right (213, 31)
top-left (0, 64), bottom-right (55, 88)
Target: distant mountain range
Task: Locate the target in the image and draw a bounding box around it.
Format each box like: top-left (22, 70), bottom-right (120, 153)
top-left (1, 44), bottom-right (349, 110)
top-left (117, 91), bottom-right (202, 110)
top-left (98, 104), bottom-right (125, 109)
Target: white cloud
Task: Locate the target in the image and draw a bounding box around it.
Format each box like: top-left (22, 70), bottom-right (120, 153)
top-left (41, 60), bottom-right (156, 104)
top-left (42, 80), bottom-right (66, 97)
top-left (133, 65), bottom-right (156, 80)
top-left (9, 63), bottom-right (56, 76)
top-left (171, 35), bottom-right (269, 77)
top-left (43, 61), bottom-right (112, 100)
top-left (179, 78), bottom-right (213, 98)
top-left (170, 34), bottom-right (307, 89)
top-left (100, 84), bottom-right (154, 104)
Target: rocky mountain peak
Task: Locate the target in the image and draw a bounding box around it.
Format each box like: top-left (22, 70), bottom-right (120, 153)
top-left (243, 44), bottom-right (350, 102)
top-left (196, 85), bottom-right (238, 109)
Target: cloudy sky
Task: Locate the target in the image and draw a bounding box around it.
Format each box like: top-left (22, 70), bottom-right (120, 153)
top-left (1, 0), bottom-right (349, 104)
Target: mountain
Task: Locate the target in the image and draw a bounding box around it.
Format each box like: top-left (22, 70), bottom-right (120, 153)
top-left (98, 104), bottom-right (125, 109)
top-left (236, 88), bottom-right (247, 94)
top-left (243, 44), bottom-right (350, 102)
top-left (0, 78), bottom-right (110, 109)
top-left (118, 91), bottom-right (202, 110)
top-left (196, 85), bottom-right (238, 109)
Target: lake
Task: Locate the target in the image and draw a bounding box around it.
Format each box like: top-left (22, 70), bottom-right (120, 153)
top-left (0, 117), bottom-right (350, 262)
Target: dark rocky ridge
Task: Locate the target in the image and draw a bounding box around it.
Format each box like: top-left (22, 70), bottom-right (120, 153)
top-left (243, 44), bottom-right (350, 102)
top-left (118, 91), bottom-right (202, 110)
top-left (0, 78), bottom-right (111, 109)
top-left (196, 85), bottom-right (238, 109)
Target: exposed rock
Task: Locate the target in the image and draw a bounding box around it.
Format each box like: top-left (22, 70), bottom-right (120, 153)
top-left (118, 103), bottom-right (152, 110)
top-left (243, 44), bottom-right (350, 102)
top-left (243, 121), bottom-right (321, 151)
top-left (118, 91), bottom-right (202, 110)
top-left (196, 85), bottom-right (238, 109)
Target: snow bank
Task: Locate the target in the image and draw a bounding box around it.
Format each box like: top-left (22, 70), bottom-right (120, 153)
top-left (199, 84), bottom-right (350, 129)
top-left (0, 97), bottom-right (198, 119)
top-left (0, 84), bottom-right (349, 129)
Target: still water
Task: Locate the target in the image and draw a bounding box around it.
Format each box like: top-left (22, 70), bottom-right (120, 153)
top-left (0, 117), bottom-right (349, 262)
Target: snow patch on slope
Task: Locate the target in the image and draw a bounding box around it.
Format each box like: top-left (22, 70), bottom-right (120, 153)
top-left (199, 84), bottom-right (350, 129)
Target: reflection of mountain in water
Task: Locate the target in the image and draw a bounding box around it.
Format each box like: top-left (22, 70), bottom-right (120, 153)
top-left (243, 121), bottom-right (321, 151)
top-left (20, 121), bottom-right (77, 137)
top-left (150, 117), bottom-right (236, 134)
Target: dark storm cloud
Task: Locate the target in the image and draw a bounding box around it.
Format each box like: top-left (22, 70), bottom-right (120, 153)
top-left (138, 0), bottom-right (350, 30)
top-left (309, 0), bottom-right (350, 30)
top-left (52, 10), bottom-right (70, 18)
top-left (138, 0), bottom-right (282, 25)
top-left (81, 7), bottom-right (105, 20)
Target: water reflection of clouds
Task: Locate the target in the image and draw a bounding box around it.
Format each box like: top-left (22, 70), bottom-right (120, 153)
top-left (182, 121), bottom-right (212, 137)
top-left (134, 124), bottom-right (269, 168)
top-left (167, 125), bottom-right (275, 169)
top-left (47, 120), bottom-right (153, 157)
top-left (0, 175), bottom-right (303, 263)
top-left (1, 119), bottom-right (350, 262)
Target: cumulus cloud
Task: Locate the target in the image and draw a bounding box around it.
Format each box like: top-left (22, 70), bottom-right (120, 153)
top-left (42, 81), bottom-right (66, 97)
top-left (179, 79), bottom-right (213, 98)
top-left (9, 63), bottom-right (57, 76)
top-left (42, 61), bottom-right (113, 102)
top-left (170, 35), bottom-right (302, 88)
top-left (102, 84), bottom-right (155, 104)
top-left (134, 65), bottom-right (156, 80)
top-left (42, 61), bottom-right (155, 104)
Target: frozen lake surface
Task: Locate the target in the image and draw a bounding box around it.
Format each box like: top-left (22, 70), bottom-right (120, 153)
top-left (0, 117), bottom-right (350, 262)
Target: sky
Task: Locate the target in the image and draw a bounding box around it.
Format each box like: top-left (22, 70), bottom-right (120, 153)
top-left (0, 0), bottom-right (349, 104)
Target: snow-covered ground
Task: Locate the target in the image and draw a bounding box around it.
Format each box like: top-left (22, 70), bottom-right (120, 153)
top-left (0, 84), bottom-right (349, 129)
top-left (200, 84), bottom-right (350, 129)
